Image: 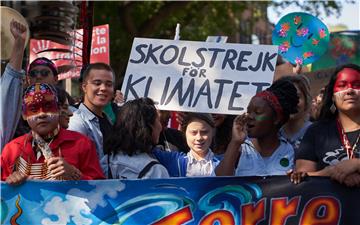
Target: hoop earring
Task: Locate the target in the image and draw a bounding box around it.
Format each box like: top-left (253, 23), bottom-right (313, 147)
top-left (330, 102), bottom-right (336, 114)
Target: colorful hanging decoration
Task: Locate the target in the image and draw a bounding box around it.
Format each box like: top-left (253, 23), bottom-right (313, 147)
top-left (272, 12), bottom-right (330, 65)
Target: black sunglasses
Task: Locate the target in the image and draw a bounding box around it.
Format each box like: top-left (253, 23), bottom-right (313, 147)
top-left (29, 70), bottom-right (51, 78)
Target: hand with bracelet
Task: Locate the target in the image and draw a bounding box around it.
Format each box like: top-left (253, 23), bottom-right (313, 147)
top-left (46, 157), bottom-right (82, 180)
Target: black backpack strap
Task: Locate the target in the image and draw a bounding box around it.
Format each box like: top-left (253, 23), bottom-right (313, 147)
top-left (107, 154), bottom-right (113, 179)
top-left (138, 161), bottom-right (160, 179)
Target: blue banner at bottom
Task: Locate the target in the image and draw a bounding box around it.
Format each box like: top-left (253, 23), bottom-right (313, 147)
top-left (1, 176), bottom-right (359, 225)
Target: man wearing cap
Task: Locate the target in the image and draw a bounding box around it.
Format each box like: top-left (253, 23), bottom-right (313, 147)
top-left (1, 83), bottom-right (105, 185)
top-left (68, 63), bottom-right (114, 161)
top-left (1, 19), bottom-right (60, 150)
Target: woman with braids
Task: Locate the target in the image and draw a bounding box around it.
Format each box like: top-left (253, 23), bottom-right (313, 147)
top-left (278, 75), bottom-right (313, 153)
top-left (215, 79), bottom-right (299, 176)
top-left (292, 64), bottom-right (360, 187)
top-left (102, 97), bottom-right (169, 179)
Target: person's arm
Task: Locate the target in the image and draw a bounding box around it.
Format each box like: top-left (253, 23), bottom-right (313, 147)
top-left (215, 114), bottom-right (247, 176)
top-left (9, 20), bottom-right (27, 71)
top-left (46, 137), bottom-right (105, 180)
top-left (331, 159), bottom-right (360, 184)
top-left (290, 158), bottom-right (332, 184)
top-left (292, 63), bottom-right (302, 74)
top-left (0, 20), bottom-right (27, 151)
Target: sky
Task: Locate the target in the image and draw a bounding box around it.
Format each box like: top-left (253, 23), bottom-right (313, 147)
top-left (268, 1), bottom-right (360, 31)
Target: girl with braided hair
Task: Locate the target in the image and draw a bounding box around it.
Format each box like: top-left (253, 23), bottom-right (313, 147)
top-left (215, 79), bottom-right (299, 176)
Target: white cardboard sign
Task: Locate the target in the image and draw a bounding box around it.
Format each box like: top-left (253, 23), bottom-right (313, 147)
top-left (121, 38), bottom-right (278, 114)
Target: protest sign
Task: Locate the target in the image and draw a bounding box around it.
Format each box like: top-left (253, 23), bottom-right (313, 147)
top-left (29, 24), bottom-right (110, 80)
top-left (121, 38), bottom-right (278, 114)
top-left (1, 176), bottom-right (359, 225)
top-left (311, 30), bottom-right (360, 71)
top-left (272, 12), bottom-right (330, 66)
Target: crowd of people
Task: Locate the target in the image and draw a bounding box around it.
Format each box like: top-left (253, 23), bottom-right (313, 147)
top-left (1, 19), bottom-right (360, 188)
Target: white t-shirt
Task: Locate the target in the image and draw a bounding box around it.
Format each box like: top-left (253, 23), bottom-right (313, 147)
top-left (235, 138), bottom-right (294, 176)
top-left (186, 150), bottom-right (218, 177)
top-left (101, 152), bottom-right (170, 179)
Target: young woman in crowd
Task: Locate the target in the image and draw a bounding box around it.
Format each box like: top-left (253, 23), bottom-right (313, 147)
top-left (215, 79), bottom-right (299, 176)
top-left (153, 113), bottom-right (220, 177)
top-left (1, 83), bottom-right (104, 184)
top-left (103, 97), bottom-right (169, 179)
top-left (292, 64), bottom-right (360, 187)
top-left (279, 75), bottom-right (312, 152)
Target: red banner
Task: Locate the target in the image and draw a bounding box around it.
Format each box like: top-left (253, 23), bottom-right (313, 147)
top-left (29, 24), bottom-right (109, 80)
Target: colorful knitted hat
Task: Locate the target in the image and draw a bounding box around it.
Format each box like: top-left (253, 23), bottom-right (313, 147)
top-left (28, 57), bottom-right (58, 77)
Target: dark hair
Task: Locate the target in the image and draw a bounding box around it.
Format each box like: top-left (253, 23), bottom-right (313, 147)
top-left (212, 115), bottom-right (236, 155)
top-left (28, 57), bottom-right (58, 77)
top-left (180, 112), bottom-right (215, 133)
top-left (54, 86), bottom-right (68, 106)
top-left (80, 62), bottom-right (114, 83)
top-left (319, 63), bottom-right (360, 121)
top-left (276, 75), bottom-right (311, 111)
top-left (104, 97), bottom-right (158, 156)
top-left (267, 79), bottom-right (299, 126)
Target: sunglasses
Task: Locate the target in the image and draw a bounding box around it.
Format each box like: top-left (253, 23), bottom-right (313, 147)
top-left (29, 70), bottom-right (51, 78)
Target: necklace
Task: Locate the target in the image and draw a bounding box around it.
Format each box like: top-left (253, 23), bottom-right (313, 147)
top-left (336, 118), bottom-right (360, 159)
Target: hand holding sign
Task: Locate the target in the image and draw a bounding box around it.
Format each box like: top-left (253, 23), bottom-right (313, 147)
top-left (272, 12), bottom-right (330, 66)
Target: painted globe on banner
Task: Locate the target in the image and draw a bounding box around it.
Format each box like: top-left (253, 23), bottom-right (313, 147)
top-left (272, 12), bottom-right (330, 66)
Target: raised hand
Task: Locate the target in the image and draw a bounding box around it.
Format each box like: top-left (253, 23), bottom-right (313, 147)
top-left (114, 90), bottom-right (125, 106)
top-left (231, 113), bottom-right (248, 145)
top-left (10, 19), bottom-right (27, 42)
top-left (292, 62), bottom-right (302, 74)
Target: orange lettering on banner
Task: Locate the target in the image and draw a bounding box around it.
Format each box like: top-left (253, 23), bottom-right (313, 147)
top-left (151, 206), bottom-right (193, 225)
top-left (300, 196), bottom-right (340, 225)
top-left (199, 210), bottom-right (235, 225)
top-left (241, 198), bottom-right (266, 225)
top-left (269, 197), bottom-right (300, 225)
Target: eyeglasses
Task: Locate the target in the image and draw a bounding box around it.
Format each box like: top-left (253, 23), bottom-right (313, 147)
top-left (29, 70), bottom-right (51, 78)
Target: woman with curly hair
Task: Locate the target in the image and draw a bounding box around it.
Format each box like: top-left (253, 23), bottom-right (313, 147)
top-left (216, 78), bottom-right (299, 176)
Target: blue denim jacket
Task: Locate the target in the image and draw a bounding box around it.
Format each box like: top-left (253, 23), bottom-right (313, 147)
top-left (68, 103), bottom-right (111, 160)
top-left (0, 64), bottom-right (24, 151)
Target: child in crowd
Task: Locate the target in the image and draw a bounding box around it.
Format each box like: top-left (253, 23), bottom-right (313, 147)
top-left (216, 79), bottom-right (299, 176)
top-left (1, 83), bottom-right (105, 185)
top-left (103, 97), bottom-right (169, 179)
top-left (153, 113), bottom-right (220, 177)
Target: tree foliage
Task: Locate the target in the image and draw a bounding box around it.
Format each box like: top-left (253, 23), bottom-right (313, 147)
top-left (93, 1), bottom-right (348, 86)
